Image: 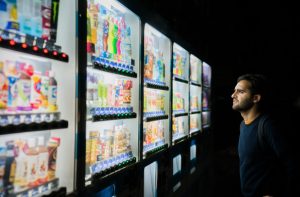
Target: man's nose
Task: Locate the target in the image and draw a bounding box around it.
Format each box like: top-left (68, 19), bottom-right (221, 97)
top-left (231, 92), bottom-right (236, 98)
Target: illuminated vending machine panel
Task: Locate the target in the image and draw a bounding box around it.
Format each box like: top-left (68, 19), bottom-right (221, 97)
top-left (202, 62), bottom-right (211, 129)
top-left (142, 24), bottom-right (171, 158)
top-left (0, 0), bottom-right (76, 196)
top-left (172, 43), bottom-right (189, 143)
top-left (85, 0), bottom-right (141, 183)
top-left (189, 54), bottom-right (202, 135)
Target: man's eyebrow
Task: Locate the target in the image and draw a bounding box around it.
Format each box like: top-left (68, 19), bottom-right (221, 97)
top-left (234, 88), bottom-right (247, 92)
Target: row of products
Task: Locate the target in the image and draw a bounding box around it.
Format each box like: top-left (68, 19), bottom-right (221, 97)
top-left (87, 70), bottom-right (132, 110)
top-left (93, 56), bottom-right (134, 72)
top-left (0, 59), bottom-right (58, 113)
top-left (86, 123), bottom-right (131, 166)
top-left (0, 112), bottom-right (60, 126)
top-left (143, 120), bottom-right (165, 147)
top-left (87, 2), bottom-right (132, 65)
top-left (0, 136), bottom-right (60, 195)
top-left (143, 88), bottom-right (165, 114)
top-left (173, 51), bottom-right (188, 80)
top-left (0, 0), bottom-right (57, 40)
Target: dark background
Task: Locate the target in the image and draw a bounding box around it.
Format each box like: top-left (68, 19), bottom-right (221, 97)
top-left (123, 0), bottom-right (300, 196)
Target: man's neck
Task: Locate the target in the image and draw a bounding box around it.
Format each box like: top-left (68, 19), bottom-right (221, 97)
top-left (241, 108), bottom-right (261, 125)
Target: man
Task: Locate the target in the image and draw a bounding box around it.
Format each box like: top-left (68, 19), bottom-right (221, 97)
top-left (231, 74), bottom-right (297, 197)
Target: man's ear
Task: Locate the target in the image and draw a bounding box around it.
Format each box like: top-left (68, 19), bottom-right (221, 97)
top-left (253, 94), bottom-right (261, 103)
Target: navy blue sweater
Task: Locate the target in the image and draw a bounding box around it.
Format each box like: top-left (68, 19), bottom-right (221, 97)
top-left (238, 115), bottom-right (296, 197)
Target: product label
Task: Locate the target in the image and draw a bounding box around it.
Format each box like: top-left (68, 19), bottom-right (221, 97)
top-left (48, 86), bottom-right (57, 105)
top-left (17, 79), bottom-right (31, 110)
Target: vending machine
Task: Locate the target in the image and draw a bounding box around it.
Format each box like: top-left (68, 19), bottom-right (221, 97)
top-left (172, 42), bottom-right (189, 144)
top-left (78, 0), bottom-right (141, 195)
top-left (0, 0), bottom-right (76, 196)
top-left (188, 54), bottom-right (202, 176)
top-left (168, 42), bottom-right (190, 195)
top-left (189, 54), bottom-right (202, 136)
top-left (142, 23), bottom-right (171, 197)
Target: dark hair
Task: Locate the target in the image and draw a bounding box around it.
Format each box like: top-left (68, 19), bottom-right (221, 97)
top-left (237, 73), bottom-right (270, 110)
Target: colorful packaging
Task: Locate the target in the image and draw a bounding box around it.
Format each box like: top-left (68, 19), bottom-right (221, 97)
top-left (144, 52), bottom-right (154, 79)
top-left (89, 4), bottom-right (98, 45)
top-left (89, 131), bottom-right (100, 164)
top-left (5, 0), bottom-right (19, 32)
top-left (123, 80), bottom-right (132, 105)
top-left (0, 62), bottom-right (8, 110)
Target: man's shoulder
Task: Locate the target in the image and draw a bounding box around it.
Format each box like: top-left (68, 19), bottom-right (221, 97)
top-left (259, 112), bottom-right (281, 129)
